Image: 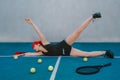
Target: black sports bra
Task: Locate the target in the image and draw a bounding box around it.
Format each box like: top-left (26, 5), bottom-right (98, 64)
top-left (42, 43), bottom-right (63, 56)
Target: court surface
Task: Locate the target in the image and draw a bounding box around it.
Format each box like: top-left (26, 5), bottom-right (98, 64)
top-left (0, 42), bottom-right (120, 80)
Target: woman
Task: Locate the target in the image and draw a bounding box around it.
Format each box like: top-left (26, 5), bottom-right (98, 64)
top-left (15, 13), bottom-right (114, 58)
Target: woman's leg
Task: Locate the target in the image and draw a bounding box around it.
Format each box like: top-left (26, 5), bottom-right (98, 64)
top-left (65, 13), bottom-right (101, 45)
top-left (65, 16), bottom-right (93, 45)
top-left (70, 48), bottom-right (106, 57)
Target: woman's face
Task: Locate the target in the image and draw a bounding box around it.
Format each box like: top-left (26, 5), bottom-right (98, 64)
top-left (33, 44), bottom-right (42, 52)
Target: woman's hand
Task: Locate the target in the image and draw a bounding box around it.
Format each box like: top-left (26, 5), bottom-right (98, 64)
top-left (25, 18), bottom-right (33, 24)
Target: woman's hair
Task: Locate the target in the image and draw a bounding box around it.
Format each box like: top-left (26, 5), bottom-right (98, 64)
top-left (32, 40), bottom-right (43, 48)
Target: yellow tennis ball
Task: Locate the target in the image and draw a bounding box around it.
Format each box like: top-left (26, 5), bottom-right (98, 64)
top-left (83, 57), bottom-right (88, 62)
top-left (48, 66), bottom-right (54, 71)
top-left (30, 68), bottom-right (36, 73)
top-left (38, 59), bottom-right (42, 63)
top-left (13, 55), bottom-right (18, 59)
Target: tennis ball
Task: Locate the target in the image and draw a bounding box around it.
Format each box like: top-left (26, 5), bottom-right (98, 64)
top-left (37, 59), bottom-right (42, 63)
top-left (48, 66), bottom-right (54, 71)
top-left (83, 57), bottom-right (88, 62)
top-left (13, 55), bottom-right (18, 59)
top-left (30, 68), bottom-right (36, 73)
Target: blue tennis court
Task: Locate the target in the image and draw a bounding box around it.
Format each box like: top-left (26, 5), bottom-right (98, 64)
top-left (0, 42), bottom-right (120, 80)
top-left (0, 0), bottom-right (120, 80)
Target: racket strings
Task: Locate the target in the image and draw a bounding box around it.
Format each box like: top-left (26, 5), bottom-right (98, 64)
top-left (76, 67), bottom-right (99, 74)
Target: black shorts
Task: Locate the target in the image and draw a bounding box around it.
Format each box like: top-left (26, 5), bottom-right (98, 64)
top-left (42, 40), bottom-right (72, 56)
top-left (57, 40), bottom-right (72, 56)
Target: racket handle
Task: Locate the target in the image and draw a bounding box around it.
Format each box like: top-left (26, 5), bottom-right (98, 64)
top-left (102, 63), bottom-right (112, 67)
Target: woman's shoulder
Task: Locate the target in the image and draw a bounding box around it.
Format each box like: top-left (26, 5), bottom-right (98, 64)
top-left (43, 42), bottom-right (50, 46)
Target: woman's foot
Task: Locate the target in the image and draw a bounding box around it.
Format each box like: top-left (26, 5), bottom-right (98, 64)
top-left (104, 50), bottom-right (114, 59)
top-left (93, 12), bottom-right (102, 19)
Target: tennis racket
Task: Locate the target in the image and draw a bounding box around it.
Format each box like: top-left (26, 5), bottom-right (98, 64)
top-left (76, 63), bottom-right (111, 75)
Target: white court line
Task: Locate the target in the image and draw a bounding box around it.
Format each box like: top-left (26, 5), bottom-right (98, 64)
top-left (0, 55), bottom-right (69, 58)
top-left (0, 55), bottom-right (59, 57)
top-left (50, 56), bottom-right (61, 80)
top-left (0, 55), bottom-right (13, 57)
top-left (0, 55), bottom-right (120, 58)
top-left (114, 56), bottom-right (120, 58)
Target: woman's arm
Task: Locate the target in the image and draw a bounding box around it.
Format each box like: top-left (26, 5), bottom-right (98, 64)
top-left (25, 18), bottom-right (49, 44)
top-left (24, 52), bottom-right (44, 56)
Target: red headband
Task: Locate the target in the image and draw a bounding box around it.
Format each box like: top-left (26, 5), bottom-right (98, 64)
top-left (32, 40), bottom-right (43, 48)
